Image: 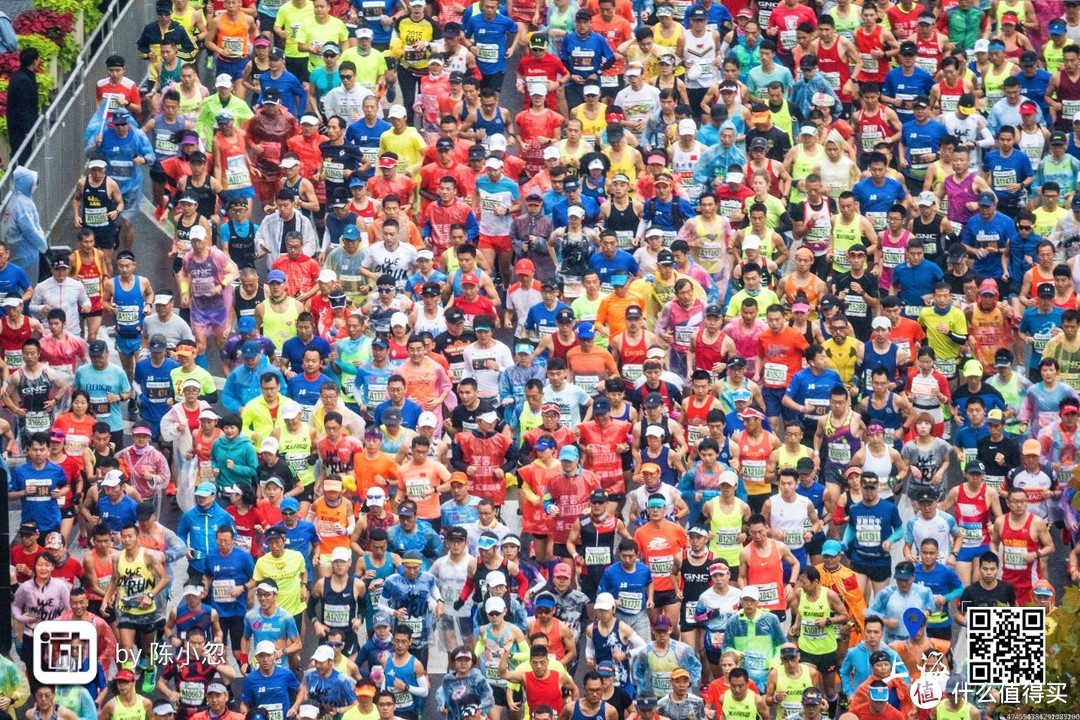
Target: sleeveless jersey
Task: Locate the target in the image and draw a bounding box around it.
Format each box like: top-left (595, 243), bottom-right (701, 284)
top-left (0, 315), bottom-right (31, 371)
top-left (113, 276), bottom-right (145, 338)
top-left (955, 482), bottom-right (992, 549)
top-left (81, 175), bottom-right (117, 233)
top-left (747, 541), bottom-right (785, 611)
top-left (737, 431), bottom-right (772, 497)
top-left (707, 498), bottom-right (744, 566)
top-left (116, 548), bottom-right (157, 616)
top-left (816, 37), bottom-right (852, 102)
top-left (855, 26), bottom-right (888, 83)
top-left (823, 411), bottom-right (861, 474)
top-left (73, 249), bottom-right (106, 313)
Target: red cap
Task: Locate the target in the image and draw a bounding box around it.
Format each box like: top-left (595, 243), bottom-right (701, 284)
top-left (736, 7), bottom-right (753, 18)
top-left (515, 259), bottom-right (535, 274)
top-left (553, 562), bottom-right (573, 578)
top-left (378, 156), bottom-right (397, 170)
top-left (1020, 101), bottom-right (1038, 115)
top-left (1001, 11), bottom-right (1018, 23)
top-left (116, 669), bottom-right (136, 682)
top-left (461, 272), bottom-right (479, 286)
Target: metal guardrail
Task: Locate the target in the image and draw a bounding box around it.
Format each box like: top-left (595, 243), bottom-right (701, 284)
top-left (0, 0), bottom-right (153, 238)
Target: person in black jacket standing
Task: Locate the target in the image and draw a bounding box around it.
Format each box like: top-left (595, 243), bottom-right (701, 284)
top-left (6, 48), bottom-right (41, 164)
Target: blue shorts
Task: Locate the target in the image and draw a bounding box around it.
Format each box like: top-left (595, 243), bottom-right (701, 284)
top-left (956, 543), bottom-right (990, 563)
top-left (215, 56), bottom-right (250, 81)
top-left (762, 386), bottom-right (786, 419)
top-left (120, 188), bottom-right (141, 223)
top-left (116, 334), bottom-right (142, 357)
top-left (220, 187), bottom-right (255, 205)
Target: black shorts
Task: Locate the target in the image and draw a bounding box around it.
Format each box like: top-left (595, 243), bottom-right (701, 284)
top-left (285, 56), bottom-right (310, 83)
top-left (580, 571), bottom-right (602, 599)
top-left (654, 588), bottom-right (678, 608)
top-left (805, 534), bottom-right (825, 558)
top-left (800, 649), bottom-right (838, 674)
top-left (61, 505), bottom-right (76, 519)
top-left (492, 686), bottom-right (509, 708)
top-left (173, 256), bottom-right (183, 274)
top-left (553, 543), bottom-right (572, 559)
top-left (82, 309), bottom-right (103, 318)
top-left (849, 558), bottom-right (891, 583)
top-left (258, 13), bottom-right (276, 33)
top-left (118, 614), bottom-right (165, 633)
top-left (479, 72), bottom-right (505, 93)
top-left (747, 493), bottom-right (769, 514)
top-left (93, 231), bottom-right (119, 250)
top-left (296, 483), bottom-right (315, 503)
top-left (606, 492), bottom-right (625, 505)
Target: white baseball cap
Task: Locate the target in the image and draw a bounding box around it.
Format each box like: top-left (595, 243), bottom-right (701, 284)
top-left (742, 234), bottom-right (762, 250)
top-left (255, 640), bottom-right (277, 656)
top-left (260, 437), bottom-right (279, 454)
top-left (215, 73), bottom-right (233, 88)
top-left (390, 311), bottom-right (409, 327)
top-left (387, 105), bottom-right (407, 119)
top-left (188, 225), bottom-right (208, 241)
top-left (319, 269), bottom-right (338, 283)
top-left (418, 411), bottom-right (438, 428)
top-left (488, 134), bottom-right (508, 151)
top-left (594, 592), bottom-right (616, 610)
top-left (485, 596), bottom-right (507, 614)
top-left (678, 119), bottom-right (697, 136)
top-left (312, 645), bottom-right (336, 662)
top-left (298, 708), bottom-right (319, 720)
top-left (917, 191), bottom-right (937, 206)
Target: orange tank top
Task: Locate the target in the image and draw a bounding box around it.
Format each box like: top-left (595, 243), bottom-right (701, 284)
top-left (748, 540), bottom-right (786, 611)
top-left (312, 497), bottom-right (351, 553)
top-left (216, 14), bottom-right (251, 59)
top-left (1030, 266), bottom-right (1055, 299)
top-left (531, 617), bottom-right (568, 660)
top-left (783, 273), bottom-right (822, 307)
top-left (738, 430), bottom-right (773, 496)
top-left (88, 550), bottom-right (115, 600)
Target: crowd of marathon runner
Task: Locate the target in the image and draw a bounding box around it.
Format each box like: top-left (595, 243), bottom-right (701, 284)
top-left (2, 0), bottom-right (1080, 719)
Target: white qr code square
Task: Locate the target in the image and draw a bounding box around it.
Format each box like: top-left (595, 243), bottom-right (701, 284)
top-left (967, 607), bottom-right (1046, 685)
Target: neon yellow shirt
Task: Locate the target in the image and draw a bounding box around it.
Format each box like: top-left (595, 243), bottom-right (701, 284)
top-left (299, 16), bottom-right (349, 70)
top-left (253, 548), bottom-right (308, 615)
top-left (275, 1), bottom-right (316, 58)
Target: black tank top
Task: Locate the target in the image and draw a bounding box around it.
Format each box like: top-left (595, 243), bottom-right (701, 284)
top-left (912, 215), bottom-right (945, 268)
top-left (226, 219), bottom-right (257, 270)
top-left (234, 287), bottom-right (264, 321)
top-left (81, 175), bottom-right (116, 231)
top-left (605, 199), bottom-right (640, 250)
top-left (184, 177), bottom-right (218, 221)
top-left (320, 575), bottom-right (361, 629)
top-left (471, 559), bottom-right (510, 604)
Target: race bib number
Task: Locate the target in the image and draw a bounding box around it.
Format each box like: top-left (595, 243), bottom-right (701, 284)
top-left (199, 461), bottom-right (215, 480)
top-left (827, 443), bottom-right (852, 464)
top-left (82, 277), bottom-right (101, 298)
top-left (585, 546), bottom-right (611, 565)
top-left (4, 349), bottom-right (23, 370)
top-left (476, 43), bottom-right (498, 63)
top-left (211, 579), bottom-right (235, 602)
top-left (324, 603), bottom-right (350, 626)
top-left (406, 477), bottom-right (430, 499)
top-left (618, 591), bottom-right (643, 613)
top-left (856, 527), bottom-right (881, 545)
top-left (24, 411), bottom-right (49, 433)
top-left (1063, 99), bottom-right (1080, 119)
top-left (684, 602), bottom-right (698, 624)
top-left (179, 682), bottom-right (205, 706)
top-left (368, 384), bottom-right (387, 403)
top-left (763, 362), bottom-right (787, 385)
top-left (1002, 544), bottom-right (1026, 570)
top-left (226, 154), bottom-right (251, 187)
top-left (757, 582), bottom-right (779, 605)
top-left (742, 459), bottom-right (766, 479)
top-left (649, 556), bottom-right (673, 575)
top-left (600, 74), bottom-right (619, 87)
top-left (674, 325), bottom-right (693, 346)
top-left (960, 522), bottom-right (983, 544)
top-left (265, 704), bottom-right (284, 720)
top-left (623, 364), bottom-right (643, 382)
top-left (84, 206), bottom-right (109, 226)
top-left (25, 478), bottom-right (52, 498)
top-left (222, 37), bottom-right (245, 57)
top-left (323, 161), bottom-right (344, 182)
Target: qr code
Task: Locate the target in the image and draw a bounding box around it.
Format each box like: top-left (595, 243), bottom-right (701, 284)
top-left (967, 607), bottom-right (1046, 685)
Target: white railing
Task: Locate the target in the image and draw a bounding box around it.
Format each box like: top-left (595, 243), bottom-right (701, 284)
top-left (0, 0), bottom-right (153, 237)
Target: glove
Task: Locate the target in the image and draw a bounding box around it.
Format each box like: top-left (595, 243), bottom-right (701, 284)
top-left (453, 599), bottom-right (464, 611)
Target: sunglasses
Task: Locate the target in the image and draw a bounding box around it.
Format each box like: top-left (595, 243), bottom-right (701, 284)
top-left (378, 287), bottom-right (395, 293)
top-left (1018, 225), bottom-right (1033, 231)
top-left (340, 73), bottom-right (354, 79)
top-left (328, 641), bottom-right (344, 647)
